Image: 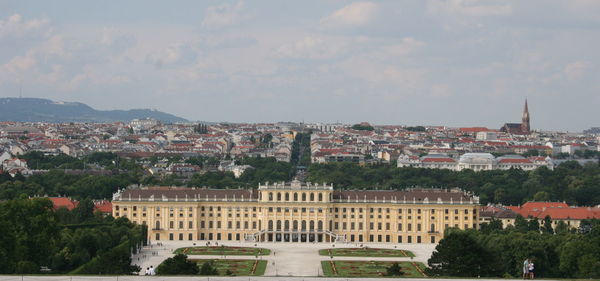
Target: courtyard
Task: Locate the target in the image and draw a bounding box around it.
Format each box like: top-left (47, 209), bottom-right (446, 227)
top-left (132, 241), bottom-right (436, 277)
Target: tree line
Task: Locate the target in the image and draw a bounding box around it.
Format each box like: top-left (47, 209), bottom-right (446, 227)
top-left (3, 152), bottom-right (600, 206)
top-left (0, 196), bottom-right (146, 274)
top-left (428, 219), bottom-right (600, 278)
top-left (306, 161), bottom-right (600, 206)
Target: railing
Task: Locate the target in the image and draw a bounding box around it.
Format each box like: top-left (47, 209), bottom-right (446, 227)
top-left (330, 199), bottom-right (477, 205)
top-left (116, 197), bottom-right (260, 203)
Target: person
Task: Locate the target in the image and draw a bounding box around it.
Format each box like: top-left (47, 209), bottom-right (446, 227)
top-left (149, 265), bottom-right (156, 276)
top-left (523, 259), bottom-right (530, 279)
top-left (528, 261), bottom-right (535, 279)
top-left (145, 267), bottom-right (149, 275)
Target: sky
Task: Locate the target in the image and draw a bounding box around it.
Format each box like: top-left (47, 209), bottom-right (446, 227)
top-left (0, 0), bottom-right (599, 131)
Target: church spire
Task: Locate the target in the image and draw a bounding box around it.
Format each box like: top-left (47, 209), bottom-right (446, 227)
top-left (521, 98), bottom-right (530, 134)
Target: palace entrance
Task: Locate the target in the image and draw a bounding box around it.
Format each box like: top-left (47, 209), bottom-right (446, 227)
top-left (246, 230), bottom-right (345, 243)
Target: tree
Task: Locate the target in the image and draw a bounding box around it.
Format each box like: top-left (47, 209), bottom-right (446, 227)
top-left (199, 261), bottom-right (218, 275)
top-left (528, 218), bottom-right (540, 232)
top-left (542, 216), bottom-right (554, 234)
top-left (514, 215), bottom-right (529, 232)
top-left (73, 198), bottom-right (95, 222)
top-left (555, 221), bottom-right (570, 234)
top-left (194, 123), bottom-right (208, 134)
top-left (156, 254), bottom-right (199, 275)
top-left (428, 230), bottom-right (497, 277)
top-left (351, 123), bottom-right (374, 131)
top-left (533, 191), bottom-right (550, 201)
top-left (480, 218), bottom-right (503, 234)
top-left (386, 262), bottom-right (403, 276)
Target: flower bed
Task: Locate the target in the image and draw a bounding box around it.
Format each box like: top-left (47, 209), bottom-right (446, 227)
top-left (191, 259), bottom-right (267, 276)
top-left (318, 247), bottom-right (414, 257)
top-left (175, 246), bottom-right (271, 256)
top-left (321, 260), bottom-right (427, 278)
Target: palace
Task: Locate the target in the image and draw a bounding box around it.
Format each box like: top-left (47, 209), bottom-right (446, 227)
top-left (112, 181), bottom-right (480, 244)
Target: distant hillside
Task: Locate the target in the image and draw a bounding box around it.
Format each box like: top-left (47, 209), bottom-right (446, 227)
top-left (0, 98), bottom-right (188, 123)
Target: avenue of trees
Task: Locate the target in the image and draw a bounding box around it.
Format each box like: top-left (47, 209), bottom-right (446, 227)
top-left (428, 219), bottom-right (600, 278)
top-left (0, 196), bottom-right (145, 274)
top-left (2, 150), bottom-right (600, 207)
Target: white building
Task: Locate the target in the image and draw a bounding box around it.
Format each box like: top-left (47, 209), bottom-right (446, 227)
top-left (475, 131), bottom-right (498, 141)
top-left (397, 153), bottom-right (553, 171)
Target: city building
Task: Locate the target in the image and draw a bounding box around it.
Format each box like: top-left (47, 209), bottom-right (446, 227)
top-left (112, 181), bottom-right (480, 244)
top-left (501, 99), bottom-right (531, 135)
top-left (480, 202), bottom-right (600, 230)
top-left (397, 153), bottom-right (553, 171)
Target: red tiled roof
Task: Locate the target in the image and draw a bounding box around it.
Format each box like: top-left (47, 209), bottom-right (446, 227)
top-left (504, 202), bottom-right (600, 220)
top-left (48, 197), bottom-right (77, 211)
top-left (529, 157), bottom-right (547, 161)
top-left (94, 200), bottom-right (112, 213)
top-left (459, 127), bottom-right (490, 132)
top-left (422, 158), bottom-right (456, 163)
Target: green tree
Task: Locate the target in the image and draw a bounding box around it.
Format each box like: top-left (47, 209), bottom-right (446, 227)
top-left (386, 262), bottom-right (403, 276)
top-left (533, 191), bottom-right (550, 201)
top-left (428, 230), bottom-right (498, 277)
top-left (480, 218), bottom-right (503, 234)
top-left (542, 216), bottom-right (554, 234)
top-left (514, 215), bottom-right (529, 232)
top-left (156, 254), bottom-right (199, 275)
top-left (198, 260), bottom-right (218, 275)
top-left (528, 218), bottom-right (540, 232)
top-left (555, 221), bottom-right (570, 234)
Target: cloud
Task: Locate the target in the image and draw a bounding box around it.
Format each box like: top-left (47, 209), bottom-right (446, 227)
top-left (427, 0), bottom-right (512, 17)
top-left (146, 43), bottom-right (198, 68)
top-left (564, 61), bottom-right (589, 81)
top-left (202, 1), bottom-right (245, 28)
top-left (274, 36), bottom-right (346, 60)
top-left (100, 27), bottom-right (136, 53)
top-left (382, 37), bottom-right (425, 57)
top-left (0, 14), bottom-right (48, 39)
top-left (321, 2), bottom-right (379, 28)
top-left (3, 51), bottom-right (36, 74)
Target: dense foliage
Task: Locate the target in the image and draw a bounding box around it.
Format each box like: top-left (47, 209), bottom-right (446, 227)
top-left (428, 220), bottom-right (600, 279)
top-left (350, 124), bottom-right (374, 131)
top-left (186, 157), bottom-right (294, 188)
top-left (21, 151), bottom-right (141, 171)
top-left (3, 149), bottom-right (600, 207)
top-left (306, 161), bottom-right (600, 205)
top-left (156, 254), bottom-right (199, 275)
top-left (0, 196), bottom-right (145, 274)
top-left (0, 170), bottom-right (140, 200)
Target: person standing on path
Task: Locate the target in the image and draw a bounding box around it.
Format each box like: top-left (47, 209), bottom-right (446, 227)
top-left (528, 261), bottom-right (535, 279)
top-left (523, 259), bottom-right (530, 279)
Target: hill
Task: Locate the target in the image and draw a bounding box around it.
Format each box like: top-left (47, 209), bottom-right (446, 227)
top-left (0, 98), bottom-right (188, 123)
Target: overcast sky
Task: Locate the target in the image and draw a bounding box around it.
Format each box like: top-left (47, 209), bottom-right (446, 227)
top-left (1, 1), bottom-right (599, 131)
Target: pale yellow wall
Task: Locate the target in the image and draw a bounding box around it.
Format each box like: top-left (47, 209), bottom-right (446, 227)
top-left (114, 190), bottom-right (478, 244)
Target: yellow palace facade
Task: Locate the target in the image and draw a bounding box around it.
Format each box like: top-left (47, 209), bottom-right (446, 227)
top-left (112, 181), bottom-right (480, 244)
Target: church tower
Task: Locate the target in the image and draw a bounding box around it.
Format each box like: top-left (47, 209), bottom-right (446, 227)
top-left (521, 99), bottom-right (530, 134)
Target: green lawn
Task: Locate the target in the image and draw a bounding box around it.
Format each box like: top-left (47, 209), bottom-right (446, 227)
top-left (319, 247), bottom-right (415, 257)
top-left (192, 259), bottom-right (267, 276)
top-left (321, 260), bottom-right (427, 278)
top-left (175, 246), bottom-right (271, 256)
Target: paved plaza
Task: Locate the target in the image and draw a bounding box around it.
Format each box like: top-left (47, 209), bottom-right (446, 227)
top-left (132, 240), bottom-right (436, 277)
top-left (0, 241), bottom-right (559, 280)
